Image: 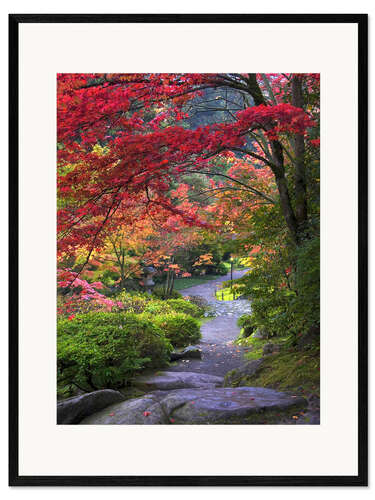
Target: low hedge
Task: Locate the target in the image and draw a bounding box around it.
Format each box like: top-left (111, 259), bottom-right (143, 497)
top-left (166, 298), bottom-right (203, 318)
top-left (151, 312), bottom-right (201, 348)
top-left (57, 312), bottom-right (172, 391)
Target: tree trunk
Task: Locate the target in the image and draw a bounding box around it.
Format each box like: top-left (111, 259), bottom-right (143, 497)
top-left (269, 138), bottom-right (299, 244)
top-left (246, 74), bottom-right (299, 244)
top-left (291, 76), bottom-right (308, 231)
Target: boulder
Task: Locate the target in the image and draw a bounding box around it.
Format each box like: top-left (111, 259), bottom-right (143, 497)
top-left (297, 325), bottom-right (320, 350)
top-left (80, 395), bottom-right (168, 425)
top-left (134, 371), bottom-right (223, 391)
top-left (162, 387), bottom-right (307, 424)
top-left (81, 387), bottom-right (307, 425)
top-left (224, 358), bottom-right (264, 386)
top-left (252, 328), bottom-right (269, 339)
top-left (170, 351), bottom-right (183, 361)
top-left (170, 345), bottom-right (202, 361)
top-left (57, 389), bottom-right (125, 424)
top-left (262, 343), bottom-right (281, 355)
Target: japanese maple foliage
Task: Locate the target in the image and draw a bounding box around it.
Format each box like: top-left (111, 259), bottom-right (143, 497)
top-left (57, 73), bottom-right (319, 283)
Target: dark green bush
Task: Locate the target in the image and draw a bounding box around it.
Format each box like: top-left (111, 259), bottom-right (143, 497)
top-left (216, 262), bottom-right (229, 275)
top-left (233, 235), bottom-right (319, 340)
top-left (166, 298), bottom-right (203, 318)
top-left (237, 314), bottom-right (253, 328)
top-left (57, 312), bottom-right (172, 391)
top-left (152, 312), bottom-right (201, 347)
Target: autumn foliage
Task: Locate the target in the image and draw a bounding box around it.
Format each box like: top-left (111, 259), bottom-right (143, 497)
top-left (57, 73), bottom-right (319, 326)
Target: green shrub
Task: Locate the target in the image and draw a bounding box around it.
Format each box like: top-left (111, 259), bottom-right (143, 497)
top-left (152, 285), bottom-right (182, 300)
top-left (57, 312), bottom-right (172, 391)
top-left (216, 262), bottom-right (229, 275)
top-left (233, 235), bottom-right (319, 340)
top-left (144, 301), bottom-right (174, 315)
top-left (237, 314), bottom-right (253, 328)
top-left (166, 298), bottom-right (203, 318)
top-left (152, 312), bottom-right (201, 347)
top-left (237, 313), bottom-right (255, 337)
top-left (114, 290), bottom-right (150, 313)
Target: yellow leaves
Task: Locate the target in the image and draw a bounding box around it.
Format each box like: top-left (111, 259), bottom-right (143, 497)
top-left (91, 143), bottom-right (110, 156)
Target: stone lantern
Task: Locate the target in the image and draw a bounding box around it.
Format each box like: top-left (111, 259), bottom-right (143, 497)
top-left (143, 266), bottom-right (157, 294)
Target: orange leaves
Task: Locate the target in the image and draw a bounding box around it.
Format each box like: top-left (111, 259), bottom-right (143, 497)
top-left (249, 245), bottom-right (261, 256)
top-left (193, 253), bottom-right (214, 267)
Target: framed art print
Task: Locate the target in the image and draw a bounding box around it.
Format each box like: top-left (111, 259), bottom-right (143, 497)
top-left (9, 14), bottom-right (368, 486)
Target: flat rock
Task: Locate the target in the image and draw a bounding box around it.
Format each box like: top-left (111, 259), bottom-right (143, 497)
top-left (181, 345), bottom-right (202, 358)
top-left (160, 387), bottom-right (307, 424)
top-left (134, 371), bottom-right (223, 390)
top-left (57, 389), bottom-right (125, 424)
top-left (171, 345), bottom-right (202, 361)
top-left (80, 387), bottom-right (307, 425)
top-left (80, 394), bottom-right (168, 425)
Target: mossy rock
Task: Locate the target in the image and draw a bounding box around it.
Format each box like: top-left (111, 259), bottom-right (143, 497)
top-left (233, 349), bottom-right (320, 396)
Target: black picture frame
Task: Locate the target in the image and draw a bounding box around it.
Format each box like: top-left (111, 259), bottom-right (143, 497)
top-left (8, 13), bottom-right (368, 487)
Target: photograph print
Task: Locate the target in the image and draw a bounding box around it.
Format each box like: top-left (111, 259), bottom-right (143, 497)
top-left (56, 73), bottom-right (320, 425)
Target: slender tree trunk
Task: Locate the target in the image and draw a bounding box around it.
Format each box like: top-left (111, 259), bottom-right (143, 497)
top-left (164, 271), bottom-right (170, 297)
top-left (246, 74), bottom-right (299, 244)
top-left (270, 140), bottom-right (299, 244)
top-left (291, 76), bottom-right (308, 230)
top-left (168, 272), bottom-right (175, 297)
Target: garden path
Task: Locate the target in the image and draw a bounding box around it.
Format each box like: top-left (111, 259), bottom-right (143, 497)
top-left (168, 269), bottom-right (252, 377)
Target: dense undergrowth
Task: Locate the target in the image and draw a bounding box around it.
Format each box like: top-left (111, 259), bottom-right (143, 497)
top-left (57, 292), bottom-right (206, 399)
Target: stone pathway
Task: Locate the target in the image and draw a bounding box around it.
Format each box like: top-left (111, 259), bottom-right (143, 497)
top-left (167, 269), bottom-right (252, 376)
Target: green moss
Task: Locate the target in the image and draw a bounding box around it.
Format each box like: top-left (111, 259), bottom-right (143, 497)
top-left (239, 350), bottom-right (320, 396)
top-left (118, 386), bottom-right (147, 401)
top-left (235, 334), bottom-right (288, 360)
